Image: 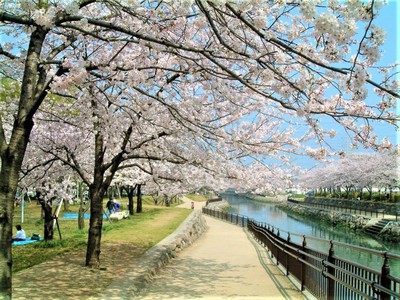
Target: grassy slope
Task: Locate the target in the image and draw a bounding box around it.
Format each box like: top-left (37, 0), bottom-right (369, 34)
top-left (12, 196), bottom-right (190, 272)
top-left (184, 193), bottom-right (208, 202)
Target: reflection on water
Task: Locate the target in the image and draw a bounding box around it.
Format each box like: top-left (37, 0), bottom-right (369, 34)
top-left (222, 193), bottom-right (400, 277)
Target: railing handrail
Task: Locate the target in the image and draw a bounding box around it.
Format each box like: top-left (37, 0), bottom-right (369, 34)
top-left (238, 217), bottom-right (400, 262)
top-left (288, 198), bottom-right (400, 220)
top-left (202, 206), bottom-right (400, 300)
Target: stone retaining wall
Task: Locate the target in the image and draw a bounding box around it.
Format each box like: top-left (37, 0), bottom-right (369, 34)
top-left (240, 193), bottom-right (286, 202)
top-left (280, 202), bottom-right (400, 242)
top-left (305, 197), bottom-right (399, 215)
top-left (100, 209), bottom-right (208, 299)
top-left (380, 222), bottom-right (400, 242)
top-left (206, 199), bottom-right (230, 210)
top-left (283, 202), bottom-right (370, 229)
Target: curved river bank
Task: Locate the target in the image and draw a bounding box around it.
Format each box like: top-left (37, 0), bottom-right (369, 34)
top-left (221, 193), bottom-right (400, 277)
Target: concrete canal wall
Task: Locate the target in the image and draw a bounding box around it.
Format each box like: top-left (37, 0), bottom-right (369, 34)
top-left (305, 196), bottom-right (399, 215)
top-left (206, 199), bottom-right (231, 210)
top-left (280, 202), bottom-right (400, 243)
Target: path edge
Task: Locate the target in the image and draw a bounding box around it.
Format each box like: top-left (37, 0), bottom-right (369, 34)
top-left (95, 209), bottom-right (208, 300)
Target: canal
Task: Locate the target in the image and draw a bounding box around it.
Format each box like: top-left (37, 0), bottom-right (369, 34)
top-left (221, 193), bottom-right (400, 277)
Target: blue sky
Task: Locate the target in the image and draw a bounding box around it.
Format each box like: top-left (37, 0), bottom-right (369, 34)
top-left (292, 0), bottom-right (400, 170)
top-left (359, 1), bottom-right (398, 145)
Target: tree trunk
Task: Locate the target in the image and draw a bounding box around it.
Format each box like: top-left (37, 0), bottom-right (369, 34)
top-left (78, 205), bottom-right (85, 230)
top-left (85, 110), bottom-right (108, 268)
top-left (85, 89), bottom-right (134, 268)
top-left (107, 188), bottom-right (113, 201)
top-left (136, 184), bottom-right (142, 213)
top-left (107, 186), bottom-right (117, 201)
top-left (42, 201), bottom-right (54, 240)
top-left (0, 162), bottom-right (19, 299)
top-left (116, 185), bottom-right (122, 200)
top-left (78, 182), bottom-right (85, 230)
top-left (63, 197), bottom-right (70, 211)
top-left (85, 186), bottom-right (105, 268)
top-left (126, 185), bottom-right (136, 216)
top-left (164, 195), bottom-right (170, 207)
top-left (0, 133), bottom-right (35, 296)
top-left (36, 191), bottom-right (55, 240)
top-left (0, 25), bottom-right (48, 298)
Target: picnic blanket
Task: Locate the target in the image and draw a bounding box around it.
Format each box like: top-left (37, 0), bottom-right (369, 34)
top-left (63, 213), bottom-right (108, 219)
top-left (12, 238), bottom-right (43, 246)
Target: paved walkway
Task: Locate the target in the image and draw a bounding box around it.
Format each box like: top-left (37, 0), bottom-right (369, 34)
top-left (135, 197), bottom-right (305, 299)
top-left (13, 197), bottom-right (307, 299)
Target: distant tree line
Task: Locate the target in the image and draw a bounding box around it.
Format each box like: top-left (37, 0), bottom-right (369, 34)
top-left (299, 153), bottom-right (399, 202)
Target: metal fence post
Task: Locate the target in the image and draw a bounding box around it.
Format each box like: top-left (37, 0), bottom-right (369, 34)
top-left (301, 236), bottom-right (307, 291)
top-left (380, 253), bottom-right (391, 300)
top-left (327, 241), bottom-right (335, 300)
top-left (286, 233), bottom-right (291, 276)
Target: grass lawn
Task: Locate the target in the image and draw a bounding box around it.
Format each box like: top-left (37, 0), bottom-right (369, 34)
top-left (185, 193), bottom-right (209, 202)
top-left (12, 196), bottom-right (190, 272)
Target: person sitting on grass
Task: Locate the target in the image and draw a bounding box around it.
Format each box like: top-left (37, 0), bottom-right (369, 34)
top-left (13, 224), bottom-right (26, 241)
top-left (113, 199), bottom-right (120, 212)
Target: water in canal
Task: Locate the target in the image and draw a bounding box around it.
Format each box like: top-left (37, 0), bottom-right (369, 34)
top-left (221, 193), bottom-right (400, 277)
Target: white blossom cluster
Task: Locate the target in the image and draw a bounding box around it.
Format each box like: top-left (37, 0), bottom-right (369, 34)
top-left (299, 153), bottom-right (399, 193)
top-left (1, 0), bottom-right (398, 199)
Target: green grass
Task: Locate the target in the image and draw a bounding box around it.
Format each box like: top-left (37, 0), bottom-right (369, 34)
top-left (288, 194), bottom-right (305, 199)
top-left (185, 193), bottom-right (208, 202)
top-left (12, 197), bottom-right (190, 272)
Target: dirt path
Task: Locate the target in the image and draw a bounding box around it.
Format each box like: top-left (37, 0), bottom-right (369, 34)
top-left (12, 243), bottom-right (146, 300)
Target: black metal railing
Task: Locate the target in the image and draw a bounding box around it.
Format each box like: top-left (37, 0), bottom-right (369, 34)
top-left (288, 198), bottom-right (400, 221)
top-left (202, 206), bottom-right (249, 227)
top-left (202, 207), bottom-right (400, 300)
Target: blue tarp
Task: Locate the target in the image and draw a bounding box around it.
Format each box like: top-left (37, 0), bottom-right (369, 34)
top-left (12, 239), bottom-right (43, 246)
top-left (63, 213), bottom-right (108, 219)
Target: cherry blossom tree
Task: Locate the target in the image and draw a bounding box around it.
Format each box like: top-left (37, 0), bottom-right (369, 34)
top-left (298, 152), bottom-right (399, 199)
top-left (24, 72), bottom-right (303, 272)
top-left (375, 154), bottom-right (399, 200)
top-left (29, 75), bottom-right (281, 267)
top-left (1, 1), bottom-right (399, 297)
